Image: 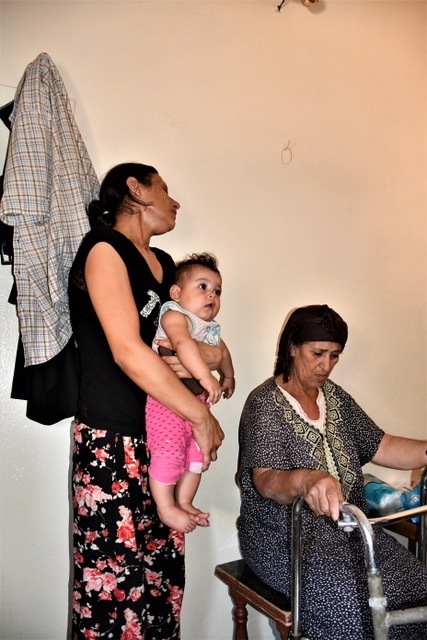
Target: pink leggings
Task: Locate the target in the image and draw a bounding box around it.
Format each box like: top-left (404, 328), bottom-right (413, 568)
top-left (145, 395), bottom-right (206, 484)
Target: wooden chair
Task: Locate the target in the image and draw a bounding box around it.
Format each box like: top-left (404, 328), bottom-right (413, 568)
top-left (216, 473), bottom-right (426, 639)
top-left (214, 559), bottom-right (291, 640)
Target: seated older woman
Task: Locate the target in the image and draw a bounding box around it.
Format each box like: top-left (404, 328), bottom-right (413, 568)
top-left (237, 304), bottom-right (427, 640)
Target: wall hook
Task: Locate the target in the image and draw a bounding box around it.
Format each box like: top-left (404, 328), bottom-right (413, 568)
top-left (281, 141), bottom-right (293, 165)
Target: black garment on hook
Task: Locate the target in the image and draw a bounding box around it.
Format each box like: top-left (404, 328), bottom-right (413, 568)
top-left (11, 336), bottom-right (80, 425)
top-left (0, 176), bottom-right (14, 270)
top-left (0, 100), bottom-right (14, 270)
top-left (0, 100), bottom-right (14, 128)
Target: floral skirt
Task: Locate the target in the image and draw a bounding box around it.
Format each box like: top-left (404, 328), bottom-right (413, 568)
top-left (72, 422), bottom-right (185, 639)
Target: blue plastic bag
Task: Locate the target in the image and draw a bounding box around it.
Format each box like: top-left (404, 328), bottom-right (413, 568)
top-left (363, 474), bottom-right (404, 516)
top-left (364, 474), bottom-right (421, 522)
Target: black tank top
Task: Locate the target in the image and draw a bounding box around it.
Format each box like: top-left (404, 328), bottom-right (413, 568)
top-left (68, 226), bottom-right (175, 435)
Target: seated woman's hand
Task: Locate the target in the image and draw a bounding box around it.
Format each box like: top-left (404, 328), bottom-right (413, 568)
top-left (299, 469), bottom-right (344, 521)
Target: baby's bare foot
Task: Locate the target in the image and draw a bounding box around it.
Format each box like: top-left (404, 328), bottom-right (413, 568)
top-left (180, 503), bottom-right (210, 527)
top-left (157, 505), bottom-right (197, 533)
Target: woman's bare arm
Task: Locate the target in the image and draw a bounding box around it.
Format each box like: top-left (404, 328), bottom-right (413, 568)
top-left (372, 433), bottom-right (427, 470)
top-left (253, 467), bottom-right (344, 521)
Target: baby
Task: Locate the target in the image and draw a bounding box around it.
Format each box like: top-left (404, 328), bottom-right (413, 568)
top-left (145, 253), bottom-right (235, 533)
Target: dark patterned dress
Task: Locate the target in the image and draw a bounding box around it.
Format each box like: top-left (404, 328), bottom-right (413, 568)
top-left (69, 227), bottom-right (184, 639)
top-left (237, 378), bottom-right (427, 640)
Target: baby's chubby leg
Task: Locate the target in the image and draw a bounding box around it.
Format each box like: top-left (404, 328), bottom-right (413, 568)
top-left (149, 476), bottom-right (198, 533)
top-left (176, 470), bottom-right (210, 527)
top-left (148, 441), bottom-right (206, 532)
top-left (145, 396), bottom-right (209, 530)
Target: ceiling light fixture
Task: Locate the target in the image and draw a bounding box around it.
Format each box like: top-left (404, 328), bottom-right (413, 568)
top-left (277, 0), bottom-right (319, 11)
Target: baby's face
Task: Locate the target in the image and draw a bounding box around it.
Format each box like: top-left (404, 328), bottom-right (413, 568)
top-left (176, 266), bottom-right (222, 322)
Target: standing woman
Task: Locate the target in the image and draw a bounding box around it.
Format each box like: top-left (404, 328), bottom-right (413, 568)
top-left (68, 163), bottom-right (223, 639)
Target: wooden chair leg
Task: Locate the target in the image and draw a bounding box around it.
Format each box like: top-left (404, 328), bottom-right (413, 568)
top-left (276, 620), bottom-right (291, 640)
top-left (215, 561), bottom-right (292, 639)
top-left (229, 588), bottom-right (249, 640)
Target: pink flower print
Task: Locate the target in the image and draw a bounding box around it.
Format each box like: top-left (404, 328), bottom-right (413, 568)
top-left (150, 588), bottom-right (161, 598)
top-left (77, 506), bottom-right (88, 517)
top-left (74, 469), bottom-right (84, 483)
top-left (129, 587), bottom-right (142, 602)
top-left (85, 530), bottom-right (100, 544)
top-left (75, 484), bottom-right (111, 513)
top-left (146, 570), bottom-right (161, 587)
top-left (94, 429), bottom-right (107, 438)
top-left (83, 630), bottom-right (100, 639)
top-left (75, 551), bottom-right (84, 565)
top-left (83, 568), bottom-right (117, 593)
top-left (123, 439), bottom-right (141, 480)
top-left (107, 557), bottom-right (119, 571)
top-left (114, 588), bottom-right (126, 602)
top-left (136, 550), bottom-right (144, 563)
top-left (99, 590), bottom-right (112, 601)
top-left (74, 423), bottom-right (85, 443)
top-left (112, 480), bottom-right (129, 495)
top-left (143, 554), bottom-right (154, 567)
top-left (80, 606), bottom-right (92, 619)
top-left (120, 608), bottom-right (143, 640)
top-left (169, 530), bottom-right (185, 554)
top-left (94, 447), bottom-right (109, 463)
top-left (103, 572), bottom-right (118, 592)
top-left (168, 584), bottom-right (183, 618)
top-left (83, 473), bottom-right (92, 485)
top-left (116, 506), bottom-right (137, 552)
top-left (140, 518), bottom-right (152, 533)
top-left (106, 556), bottom-right (125, 576)
top-left (73, 590), bottom-right (82, 614)
top-left (112, 481), bottom-right (121, 494)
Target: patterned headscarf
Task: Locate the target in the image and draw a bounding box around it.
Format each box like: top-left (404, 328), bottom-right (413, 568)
top-left (274, 304), bottom-right (348, 379)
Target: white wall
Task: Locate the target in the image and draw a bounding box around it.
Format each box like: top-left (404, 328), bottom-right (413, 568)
top-left (0, 1), bottom-right (426, 639)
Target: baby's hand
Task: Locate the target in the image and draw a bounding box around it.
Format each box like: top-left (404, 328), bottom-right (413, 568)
top-left (199, 374), bottom-right (222, 405)
top-left (221, 376), bottom-right (235, 399)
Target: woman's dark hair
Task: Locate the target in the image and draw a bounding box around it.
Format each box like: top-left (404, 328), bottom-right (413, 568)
top-left (274, 304), bottom-right (348, 381)
top-left (87, 162), bottom-right (158, 228)
top-left (175, 253), bottom-right (220, 285)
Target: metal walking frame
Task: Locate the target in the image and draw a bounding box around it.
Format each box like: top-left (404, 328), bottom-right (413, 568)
top-left (289, 469), bottom-right (427, 640)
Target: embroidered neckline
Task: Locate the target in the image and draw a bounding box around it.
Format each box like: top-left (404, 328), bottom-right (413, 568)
top-left (273, 380), bottom-right (356, 499)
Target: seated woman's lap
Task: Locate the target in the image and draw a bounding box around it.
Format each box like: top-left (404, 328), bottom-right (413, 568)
top-left (241, 521), bottom-right (427, 640)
